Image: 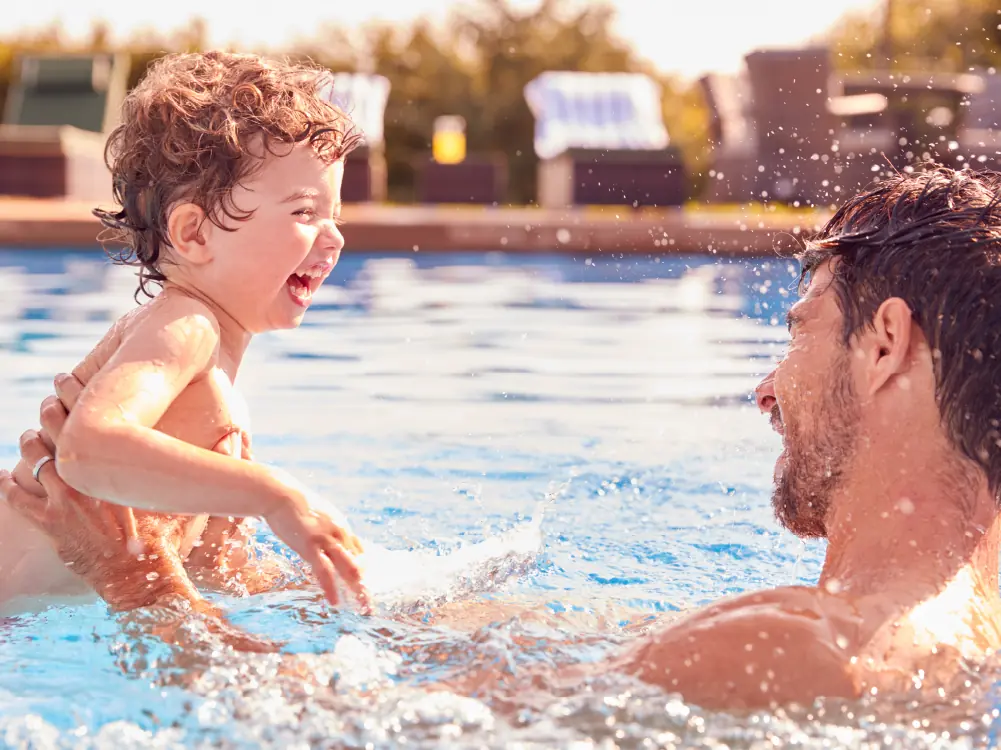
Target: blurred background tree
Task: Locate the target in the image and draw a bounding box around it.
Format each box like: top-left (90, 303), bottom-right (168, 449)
top-left (300, 0), bottom-right (711, 203)
top-left (0, 0), bottom-right (711, 204)
top-left (829, 0), bottom-right (1001, 73)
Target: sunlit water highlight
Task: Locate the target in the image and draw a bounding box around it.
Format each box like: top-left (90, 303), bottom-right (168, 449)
top-left (0, 249), bottom-right (995, 748)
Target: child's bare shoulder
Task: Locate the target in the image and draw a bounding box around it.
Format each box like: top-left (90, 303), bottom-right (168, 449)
top-left (71, 292), bottom-right (222, 388)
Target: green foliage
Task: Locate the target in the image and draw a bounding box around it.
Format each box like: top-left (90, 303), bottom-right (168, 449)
top-left (0, 1), bottom-right (712, 203)
top-left (829, 0), bottom-right (1001, 73)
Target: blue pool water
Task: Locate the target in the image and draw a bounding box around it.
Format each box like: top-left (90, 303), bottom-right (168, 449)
top-left (0, 249), bottom-right (991, 748)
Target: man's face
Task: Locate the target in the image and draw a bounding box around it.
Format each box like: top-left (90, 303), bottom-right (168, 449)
top-left (755, 262), bottom-right (861, 538)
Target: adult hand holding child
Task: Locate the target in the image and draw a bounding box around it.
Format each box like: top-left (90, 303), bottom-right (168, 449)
top-left (1, 374), bottom-right (195, 612)
top-left (1, 372), bottom-right (370, 613)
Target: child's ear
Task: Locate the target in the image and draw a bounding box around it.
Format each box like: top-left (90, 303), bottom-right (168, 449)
top-left (167, 203), bottom-right (213, 264)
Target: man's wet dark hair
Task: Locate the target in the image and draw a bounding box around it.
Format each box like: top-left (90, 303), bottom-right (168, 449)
top-left (799, 164), bottom-right (1001, 500)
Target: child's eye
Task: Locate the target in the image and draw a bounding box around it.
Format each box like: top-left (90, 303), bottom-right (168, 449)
top-left (293, 208), bottom-right (315, 219)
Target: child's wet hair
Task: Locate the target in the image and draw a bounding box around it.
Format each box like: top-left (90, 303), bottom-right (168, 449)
top-left (94, 51), bottom-right (363, 299)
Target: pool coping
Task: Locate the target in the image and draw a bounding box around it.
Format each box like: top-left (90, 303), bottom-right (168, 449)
top-left (0, 199), bottom-right (832, 256)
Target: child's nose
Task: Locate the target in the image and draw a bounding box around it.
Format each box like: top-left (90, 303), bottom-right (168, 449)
top-left (320, 220), bottom-right (344, 252)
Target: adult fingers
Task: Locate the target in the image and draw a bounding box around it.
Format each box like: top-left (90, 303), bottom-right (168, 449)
top-left (90, 500), bottom-right (127, 542)
top-left (11, 457), bottom-right (46, 499)
top-left (92, 500), bottom-right (144, 556)
top-left (0, 470), bottom-right (50, 529)
top-left (39, 395), bottom-right (68, 448)
top-left (95, 498), bottom-right (136, 538)
top-left (53, 373), bottom-right (84, 411)
top-left (120, 506), bottom-right (139, 541)
top-left (19, 429), bottom-right (135, 542)
top-left (76, 493), bottom-right (141, 549)
top-left (18, 430), bottom-right (64, 499)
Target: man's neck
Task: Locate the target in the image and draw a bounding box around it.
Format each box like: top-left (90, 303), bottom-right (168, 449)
top-left (819, 454), bottom-right (1000, 603)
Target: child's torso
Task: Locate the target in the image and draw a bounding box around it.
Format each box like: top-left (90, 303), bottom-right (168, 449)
top-left (0, 296), bottom-right (251, 609)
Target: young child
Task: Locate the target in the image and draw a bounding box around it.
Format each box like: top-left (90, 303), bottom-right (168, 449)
top-left (0, 51), bottom-right (369, 611)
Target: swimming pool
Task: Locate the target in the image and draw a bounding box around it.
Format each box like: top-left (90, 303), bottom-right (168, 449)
top-left (0, 249), bottom-right (991, 748)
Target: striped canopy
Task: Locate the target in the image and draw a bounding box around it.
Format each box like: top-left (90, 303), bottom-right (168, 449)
top-left (318, 73), bottom-right (391, 147)
top-left (524, 71), bottom-right (670, 159)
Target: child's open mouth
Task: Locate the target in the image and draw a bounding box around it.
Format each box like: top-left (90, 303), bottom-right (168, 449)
top-left (286, 263), bottom-right (333, 309)
top-left (287, 273), bottom-right (313, 306)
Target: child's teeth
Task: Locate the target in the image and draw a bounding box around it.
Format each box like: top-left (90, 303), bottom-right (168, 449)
top-left (288, 277), bottom-right (311, 300)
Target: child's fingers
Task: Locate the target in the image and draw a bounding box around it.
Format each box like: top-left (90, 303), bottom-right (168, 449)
top-left (337, 532), bottom-right (362, 556)
top-left (325, 521), bottom-right (363, 556)
top-left (322, 538), bottom-right (363, 586)
top-left (322, 540), bottom-right (369, 611)
top-left (306, 548), bottom-right (341, 607)
top-left (347, 533), bottom-right (364, 556)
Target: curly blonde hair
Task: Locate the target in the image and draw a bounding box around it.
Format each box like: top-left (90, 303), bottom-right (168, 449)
top-left (94, 51), bottom-right (363, 298)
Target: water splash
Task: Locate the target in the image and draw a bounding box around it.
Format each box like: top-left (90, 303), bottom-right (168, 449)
top-left (359, 503), bottom-right (546, 613)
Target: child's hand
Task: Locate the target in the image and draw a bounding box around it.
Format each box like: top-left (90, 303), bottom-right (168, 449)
top-left (263, 469), bottom-right (370, 612)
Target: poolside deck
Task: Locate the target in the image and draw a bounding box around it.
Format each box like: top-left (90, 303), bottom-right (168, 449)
top-left (0, 198), bottom-right (832, 256)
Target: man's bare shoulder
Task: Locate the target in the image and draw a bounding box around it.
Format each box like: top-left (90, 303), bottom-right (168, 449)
top-left (619, 585), bottom-right (864, 710)
top-left (71, 292), bottom-right (221, 386)
top-left (855, 570), bottom-right (1001, 694)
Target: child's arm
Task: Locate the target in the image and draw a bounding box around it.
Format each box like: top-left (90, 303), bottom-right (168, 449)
top-left (53, 294), bottom-right (367, 608)
top-left (56, 294), bottom-right (275, 515)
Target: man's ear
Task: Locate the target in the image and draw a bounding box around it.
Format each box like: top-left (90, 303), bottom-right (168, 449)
top-left (863, 297), bottom-right (915, 396)
top-left (166, 203), bottom-right (213, 265)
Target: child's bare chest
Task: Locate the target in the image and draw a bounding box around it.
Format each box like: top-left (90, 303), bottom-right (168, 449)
top-left (156, 366), bottom-right (252, 457)
top-left (144, 367), bottom-right (252, 556)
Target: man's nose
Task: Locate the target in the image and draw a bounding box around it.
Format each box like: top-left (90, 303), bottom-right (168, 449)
top-left (755, 371), bottom-right (777, 414)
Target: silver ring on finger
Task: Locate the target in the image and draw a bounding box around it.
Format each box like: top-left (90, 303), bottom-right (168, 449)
top-left (31, 455), bottom-right (54, 482)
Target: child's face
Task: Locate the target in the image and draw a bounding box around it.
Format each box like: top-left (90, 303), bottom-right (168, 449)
top-left (203, 142), bottom-right (345, 334)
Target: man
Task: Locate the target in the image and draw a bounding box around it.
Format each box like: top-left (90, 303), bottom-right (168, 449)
top-left (5, 165), bottom-right (1001, 711)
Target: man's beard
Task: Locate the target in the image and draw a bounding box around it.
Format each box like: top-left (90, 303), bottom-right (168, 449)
top-left (771, 349), bottom-right (860, 538)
